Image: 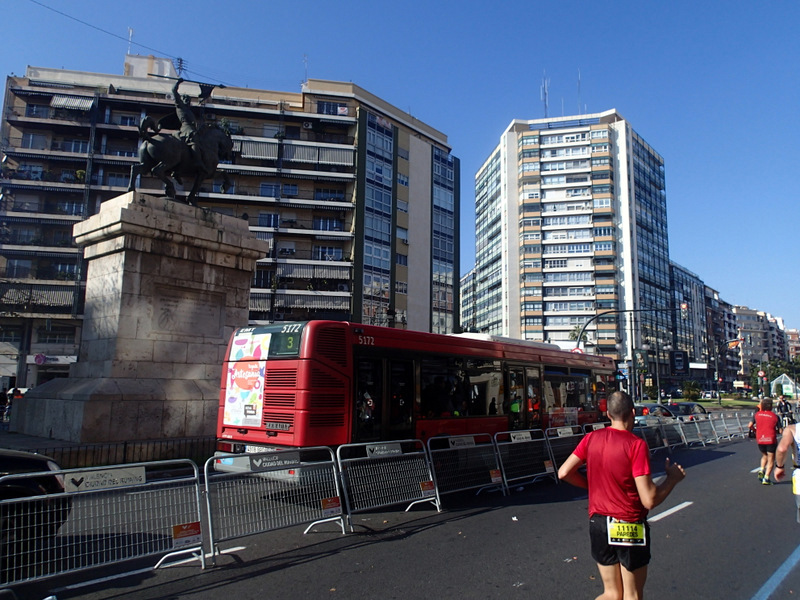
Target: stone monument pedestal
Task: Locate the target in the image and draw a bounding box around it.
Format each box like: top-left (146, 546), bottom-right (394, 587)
top-left (13, 192), bottom-right (269, 443)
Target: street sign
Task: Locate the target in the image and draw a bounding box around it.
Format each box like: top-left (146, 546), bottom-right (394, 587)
top-left (758, 370), bottom-right (765, 378)
top-left (570, 347), bottom-right (584, 354)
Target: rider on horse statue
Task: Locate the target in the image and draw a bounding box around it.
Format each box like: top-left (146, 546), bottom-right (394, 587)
top-left (128, 76), bottom-right (233, 205)
top-left (172, 78), bottom-right (206, 174)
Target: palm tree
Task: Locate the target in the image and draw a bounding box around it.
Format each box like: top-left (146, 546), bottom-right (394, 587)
top-left (682, 380), bottom-right (701, 401)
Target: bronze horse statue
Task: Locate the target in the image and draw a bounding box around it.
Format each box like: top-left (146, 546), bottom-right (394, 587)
top-left (128, 116), bottom-right (233, 205)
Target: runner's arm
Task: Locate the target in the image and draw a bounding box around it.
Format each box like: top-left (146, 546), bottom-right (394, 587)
top-left (774, 424), bottom-right (795, 481)
top-left (557, 453), bottom-right (588, 489)
top-left (634, 458), bottom-right (685, 510)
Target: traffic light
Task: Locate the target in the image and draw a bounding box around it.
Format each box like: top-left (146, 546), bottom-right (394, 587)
top-left (679, 302), bottom-right (688, 320)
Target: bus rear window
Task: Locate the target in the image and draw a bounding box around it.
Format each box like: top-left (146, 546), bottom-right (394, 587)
top-left (228, 323), bottom-right (306, 360)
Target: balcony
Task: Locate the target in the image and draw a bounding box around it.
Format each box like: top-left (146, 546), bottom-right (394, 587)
top-left (0, 281), bottom-right (84, 316)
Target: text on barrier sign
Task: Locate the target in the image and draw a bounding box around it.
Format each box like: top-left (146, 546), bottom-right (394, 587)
top-left (65, 466), bottom-right (146, 492)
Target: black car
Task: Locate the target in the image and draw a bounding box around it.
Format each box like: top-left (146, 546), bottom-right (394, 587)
top-left (633, 403), bottom-right (677, 426)
top-left (0, 449), bottom-right (71, 557)
top-left (667, 402), bottom-right (708, 421)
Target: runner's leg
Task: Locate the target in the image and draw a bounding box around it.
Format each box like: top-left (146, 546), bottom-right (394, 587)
top-left (620, 564), bottom-right (647, 600)
top-left (595, 562), bottom-right (623, 600)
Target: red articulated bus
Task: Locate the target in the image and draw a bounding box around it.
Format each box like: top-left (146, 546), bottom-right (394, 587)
top-left (217, 320), bottom-right (616, 453)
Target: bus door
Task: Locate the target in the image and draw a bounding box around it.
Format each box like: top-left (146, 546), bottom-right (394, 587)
top-left (355, 357), bottom-right (414, 442)
top-left (506, 367), bottom-right (525, 429)
top-left (506, 366), bottom-right (542, 430)
top-left (526, 367), bottom-right (542, 429)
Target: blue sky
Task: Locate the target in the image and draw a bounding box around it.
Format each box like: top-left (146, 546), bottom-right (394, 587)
top-left (5, 0), bottom-right (800, 329)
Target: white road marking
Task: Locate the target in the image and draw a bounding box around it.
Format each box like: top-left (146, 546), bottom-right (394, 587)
top-left (751, 543), bottom-right (800, 600)
top-left (649, 501), bottom-right (693, 522)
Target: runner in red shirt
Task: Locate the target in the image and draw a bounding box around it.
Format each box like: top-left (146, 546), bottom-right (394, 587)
top-left (558, 391), bottom-right (685, 600)
top-left (748, 397), bottom-right (781, 484)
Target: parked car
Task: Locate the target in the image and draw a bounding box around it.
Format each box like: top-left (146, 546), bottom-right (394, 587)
top-left (0, 449), bottom-right (71, 555)
top-left (634, 403), bottom-right (677, 426)
top-left (667, 402), bottom-right (708, 421)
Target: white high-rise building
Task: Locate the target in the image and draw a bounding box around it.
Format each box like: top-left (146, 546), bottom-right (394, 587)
top-left (470, 109), bottom-right (672, 371)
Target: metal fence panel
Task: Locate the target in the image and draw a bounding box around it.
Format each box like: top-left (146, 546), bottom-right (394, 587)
top-left (337, 440), bottom-right (439, 529)
top-left (494, 429), bottom-right (556, 488)
top-left (0, 459), bottom-right (203, 587)
top-left (661, 421), bottom-right (685, 449)
top-left (205, 447), bottom-right (344, 558)
top-left (696, 419), bottom-right (720, 444)
top-left (633, 425), bottom-right (668, 453)
top-left (545, 426), bottom-right (585, 473)
top-left (427, 434), bottom-right (505, 498)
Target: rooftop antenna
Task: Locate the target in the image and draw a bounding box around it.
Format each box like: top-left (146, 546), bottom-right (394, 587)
top-left (127, 27), bottom-right (133, 55)
top-left (577, 68), bottom-right (582, 115)
top-left (540, 71), bottom-right (550, 118)
top-left (175, 58), bottom-right (186, 76)
top-left (303, 54), bottom-right (309, 84)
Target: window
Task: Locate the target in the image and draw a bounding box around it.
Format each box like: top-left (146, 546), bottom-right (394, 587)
top-left (282, 184), bottom-right (298, 196)
top-left (315, 188), bottom-right (345, 201)
top-left (117, 113), bottom-right (138, 126)
top-left (21, 133), bottom-right (47, 149)
top-left (318, 101), bottom-right (348, 116)
top-left (397, 173), bottom-right (409, 186)
top-left (37, 327), bottom-right (75, 344)
top-left (395, 280), bottom-right (408, 294)
top-left (593, 227), bottom-right (614, 237)
top-left (6, 259), bottom-right (32, 278)
top-left (312, 217), bottom-right (343, 231)
top-left (397, 199), bottom-right (408, 213)
top-left (258, 213), bottom-right (279, 227)
top-left (396, 254), bottom-right (408, 266)
top-left (25, 104), bottom-right (48, 117)
top-left (396, 227), bottom-right (409, 243)
top-left (106, 172), bottom-right (128, 187)
top-left (314, 246), bottom-right (343, 261)
top-left (260, 183), bottom-right (279, 197)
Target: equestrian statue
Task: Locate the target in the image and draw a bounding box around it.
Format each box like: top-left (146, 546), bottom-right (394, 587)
top-left (128, 78), bottom-right (233, 205)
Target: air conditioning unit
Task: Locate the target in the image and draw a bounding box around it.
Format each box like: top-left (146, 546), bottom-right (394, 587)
top-left (302, 121), bottom-right (313, 129)
top-left (165, 92), bottom-right (174, 101)
top-left (337, 283), bottom-right (349, 292)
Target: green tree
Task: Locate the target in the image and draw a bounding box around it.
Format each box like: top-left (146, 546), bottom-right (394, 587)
top-left (568, 325), bottom-right (587, 342)
top-left (682, 380), bottom-right (701, 401)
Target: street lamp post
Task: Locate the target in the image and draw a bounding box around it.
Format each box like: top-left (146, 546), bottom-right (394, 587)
top-left (643, 339), bottom-right (672, 404)
top-left (714, 338), bottom-right (743, 405)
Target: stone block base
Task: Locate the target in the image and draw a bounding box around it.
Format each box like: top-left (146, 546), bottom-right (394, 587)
top-left (12, 377), bottom-right (218, 443)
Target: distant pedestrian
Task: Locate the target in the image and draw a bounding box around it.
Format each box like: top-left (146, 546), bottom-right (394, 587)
top-left (558, 390), bottom-right (685, 599)
top-left (748, 397), bottom-right (780, 484)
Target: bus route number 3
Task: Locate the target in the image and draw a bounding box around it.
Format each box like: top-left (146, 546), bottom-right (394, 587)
top-left (357, 335), bottom-right (375, 346)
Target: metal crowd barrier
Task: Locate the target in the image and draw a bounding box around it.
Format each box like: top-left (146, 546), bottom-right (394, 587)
top-left (661, 420), bottom-right (685, 449)
top-left (695, 418), bottom-right (721, 445)
top-left (0, 459), bottom-right (204, 587)
top-left (337, 439), bottom-right (439, 531)
top-left (494, 429), bottom-right (556, 489)
top-left (427, 433), bottom-right (505, 499)
top-left (634, 423), bottom-right (669, 452)
top-left (205, 447), bottom-right (344, 564)
top-left (545, 425), bottom-right (586, 475)
top-left (723, 412), bottom-right (748, 438)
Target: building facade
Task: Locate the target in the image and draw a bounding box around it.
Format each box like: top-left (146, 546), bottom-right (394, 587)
top-left (0, 57), bottom-right (459, 387)
top-left (470, 109), bottom-right (672, 378)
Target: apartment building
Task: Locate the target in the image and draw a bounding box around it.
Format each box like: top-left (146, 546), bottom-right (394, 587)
top-left (0, 56), bottom-right (459, 387)
top-left (470, 109), bottom-right (672, 369)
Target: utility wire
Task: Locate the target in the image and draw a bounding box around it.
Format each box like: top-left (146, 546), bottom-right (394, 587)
top-left (25, 0), bottom-right (236, 86)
